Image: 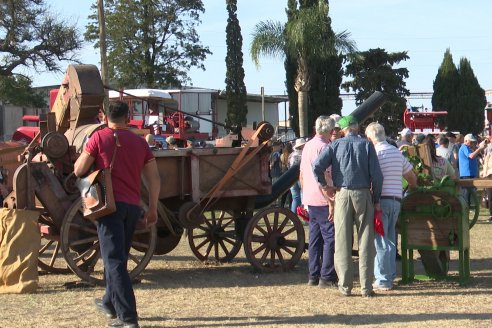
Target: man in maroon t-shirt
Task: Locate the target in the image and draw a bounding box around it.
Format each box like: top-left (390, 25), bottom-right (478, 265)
top-left (75, 101), bottom-right (160, 328)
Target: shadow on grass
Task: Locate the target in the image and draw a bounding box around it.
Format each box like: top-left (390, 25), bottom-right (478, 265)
top-left (138, 258), bottom-right (310, 289)
top-left (142, 312), bottom-right (492, 327)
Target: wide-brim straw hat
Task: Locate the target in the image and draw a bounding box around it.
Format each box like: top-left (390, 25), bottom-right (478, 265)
top-left (294, 138), bottom-right (306, 150)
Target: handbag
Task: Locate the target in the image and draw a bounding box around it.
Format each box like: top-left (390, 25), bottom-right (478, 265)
top-left (76, 132), bottom-right (119, 220)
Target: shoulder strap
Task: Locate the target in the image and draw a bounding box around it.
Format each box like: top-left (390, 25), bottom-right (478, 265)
top-left (109, 131), bottom-right (120, 170)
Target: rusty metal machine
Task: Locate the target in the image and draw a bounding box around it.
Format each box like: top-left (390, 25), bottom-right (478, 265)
top-left (6, 65), bottom-right (156, 285)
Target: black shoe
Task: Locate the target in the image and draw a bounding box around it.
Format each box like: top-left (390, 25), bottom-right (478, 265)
top-left (108, 318), bottom-right (139, 328)
top-left (318, 279), bottom-right (338, 289)
top-left (94, 298), bottom-right (116, 319)
top-left (307, 278), bottom-right (319, 286)
top-left (396, 252), bottom-right (402, 261)
top-left (361, 290), bottom-right (376, 298)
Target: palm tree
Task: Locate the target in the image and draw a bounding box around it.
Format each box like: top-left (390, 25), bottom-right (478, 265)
top-left (251, 0), bottom-right (356, 137)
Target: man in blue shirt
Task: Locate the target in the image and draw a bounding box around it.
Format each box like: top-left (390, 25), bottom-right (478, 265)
top-left (459, 134), bottom-right (486, 205)
top-left (313, 115), bottom-right (383, 297)
top-left (458, 134), bottom-right (484, 178)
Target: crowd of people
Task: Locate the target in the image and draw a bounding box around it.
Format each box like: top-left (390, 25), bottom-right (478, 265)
top-left (269, 114), bottom-right (492, 298)
top-left (82, 103), bottom-right (491, 325)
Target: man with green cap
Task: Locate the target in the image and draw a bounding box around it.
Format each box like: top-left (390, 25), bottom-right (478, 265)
top-left (312, 115), bottom-right (383, 297)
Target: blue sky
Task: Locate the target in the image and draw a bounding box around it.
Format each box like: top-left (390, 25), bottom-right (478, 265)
top-left (32, 0), bottom-right (492, 116)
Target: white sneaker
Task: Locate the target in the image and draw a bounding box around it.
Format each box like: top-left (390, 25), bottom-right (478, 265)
top-left (372, 283), bottom-right (393, 291)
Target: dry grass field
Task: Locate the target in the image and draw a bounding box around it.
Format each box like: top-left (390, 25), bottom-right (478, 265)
top-left (1, 214), bottom-right (492, 328)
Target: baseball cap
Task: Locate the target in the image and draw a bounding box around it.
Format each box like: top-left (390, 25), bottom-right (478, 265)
top-left (400, 128), bottom-right (413, 136)
top-left (464, 134), bottom-right (477, 142)
top-left (445, 131), bottom-right (456, 138)
top-left (416, 133), bottom-right (426, 144)
top-left (338, 115), bottom-right (357, 129)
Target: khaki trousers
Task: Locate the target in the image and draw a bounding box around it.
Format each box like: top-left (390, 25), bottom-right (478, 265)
top-left (334, 188), bottom-right (375, 295)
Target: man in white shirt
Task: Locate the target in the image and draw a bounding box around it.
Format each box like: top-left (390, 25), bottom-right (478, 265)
top-left (365, 123), bottom-right (417, 291)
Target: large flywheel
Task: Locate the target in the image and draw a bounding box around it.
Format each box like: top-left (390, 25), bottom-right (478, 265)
top-left (60, 198), bottom-right (156, 286)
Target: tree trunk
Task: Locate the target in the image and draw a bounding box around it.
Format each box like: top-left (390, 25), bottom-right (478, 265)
top-left (98, 0), bottom-right (109, 114)
top-left (298, 90), bottom-right (308, 137)
top-left (294, 59), bottom-right (309, 138)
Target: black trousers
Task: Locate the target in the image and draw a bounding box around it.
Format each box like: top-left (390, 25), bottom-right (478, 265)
top-left (96, 202), bottom-right (141, 322)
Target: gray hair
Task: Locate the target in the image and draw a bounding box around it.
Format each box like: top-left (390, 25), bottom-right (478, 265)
top-left (365, 122), bottom-right (386, 142)
top-left (315, 116), bottom-right (335, 135)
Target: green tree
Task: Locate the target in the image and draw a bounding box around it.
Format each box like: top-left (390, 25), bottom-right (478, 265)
top-left (0, 0), bottom-right (81, 106)
top-left (224, 0), bottom-right (247, 128)
top-left (0, 75), bottom-right (45, 107)
top-left (85, 0), bottom-right (211, 88)
top-left (342, 48), bottom-right (410, 136)
top-left (432, 48), bottom-right (460, 129)
top-left (455, 58), bottom-right (486, 134)
top-left (302, 0), bottom-right (343, 135)
top-left (251, 0), bottom-right (355, 137)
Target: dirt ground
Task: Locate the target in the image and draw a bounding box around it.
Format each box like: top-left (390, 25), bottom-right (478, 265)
top-left (1, 214), bottom-right (492, 328)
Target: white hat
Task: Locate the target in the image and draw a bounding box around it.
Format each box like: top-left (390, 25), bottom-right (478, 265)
top-left (293, 138), bottom-right (306, 150)
top-left (166, 136), bottom-right (177, 145)
top-left (464, 133), bottom-right (477, 142)
top-left (330, 114), bottom-right (342, 128)
top-left (400, 128), bottom-right (413, 136)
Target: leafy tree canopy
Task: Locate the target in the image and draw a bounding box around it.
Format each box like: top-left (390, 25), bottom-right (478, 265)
top-left (0, 75), bottom-right (46, 107)
top-left (342, 48), bottom-right (410, 136)
top-left (251, 0), bottom-right (355, 137)
top-left (85, 0), bottom-right (211, 89)
top-left (0, 0), bottom-right (81, 106)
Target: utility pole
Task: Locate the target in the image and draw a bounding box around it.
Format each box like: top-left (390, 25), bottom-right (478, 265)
top-left (98, 0), bottom-right (109, 114)
top-left (261, 86), bottom-right (265, 121)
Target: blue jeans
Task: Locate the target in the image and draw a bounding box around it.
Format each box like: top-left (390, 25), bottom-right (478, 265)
top-left (308, 205), bottom-right (336, 281)
top-left (374, 198), bottom-right (401, 288)
top-left (97, 202), bottom-right (141, 322)
top-left (290, 181), bottom-right (301, 213)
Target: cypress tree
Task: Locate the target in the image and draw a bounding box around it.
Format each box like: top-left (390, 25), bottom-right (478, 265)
top-left (432, 49), bottom-right (460, 130)
top-left (225, 0), bottom-right (248, 128)
top-left (456, 58), bottom-right (486, 134)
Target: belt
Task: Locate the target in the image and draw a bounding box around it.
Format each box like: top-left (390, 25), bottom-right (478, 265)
top-left (380, 196), bottom-right (402, 203)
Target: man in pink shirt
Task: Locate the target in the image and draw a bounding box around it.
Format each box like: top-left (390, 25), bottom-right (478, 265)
top-left (299, 116), bottom-right (337, 287)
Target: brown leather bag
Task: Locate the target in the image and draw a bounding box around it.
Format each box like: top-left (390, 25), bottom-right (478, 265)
top-left (76, 132), bottom-right (119, 220)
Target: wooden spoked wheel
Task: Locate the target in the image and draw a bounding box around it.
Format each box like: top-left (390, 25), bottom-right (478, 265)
top-left (243, 207), bottom-right (305, 272)
top-left (60, 198), bottom-right (156, 286)
top-left (38, 215), bottom-right (70, 274)
top-left (187, 210), bottom-right (242, 262)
